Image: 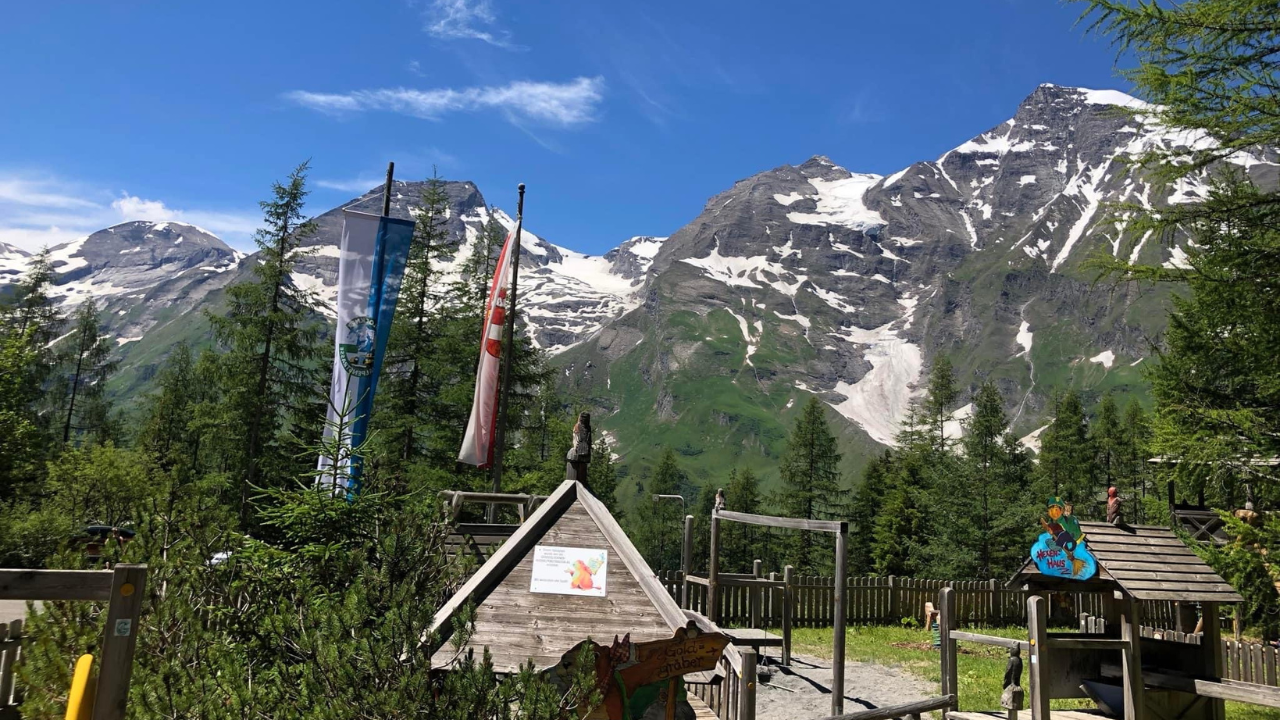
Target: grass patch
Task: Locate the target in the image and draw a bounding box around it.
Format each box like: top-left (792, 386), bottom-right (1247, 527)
top-left (781, 625), bottom-right (1280, 720)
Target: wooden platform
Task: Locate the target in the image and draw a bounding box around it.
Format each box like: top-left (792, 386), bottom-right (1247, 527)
top-left (949, 712), bottom-right (1107, 720)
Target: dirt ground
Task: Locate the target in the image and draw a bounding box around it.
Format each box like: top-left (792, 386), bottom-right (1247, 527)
top-left (753, 652), bottom-right (935, 720)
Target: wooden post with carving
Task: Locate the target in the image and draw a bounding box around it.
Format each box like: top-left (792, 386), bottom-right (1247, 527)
top-left (565, 412), bottom-right (592, 484)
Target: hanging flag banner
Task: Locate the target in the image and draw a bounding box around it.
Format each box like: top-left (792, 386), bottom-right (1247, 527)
top-left (458, 221), bottom-right (518, 467)
top-left (320, 209), bottom-right (415, 491)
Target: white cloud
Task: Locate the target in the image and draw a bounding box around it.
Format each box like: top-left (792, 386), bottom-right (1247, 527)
top-left (315, 177), bottom-right (386, 193)
top-left (285, 76), bottom-right (605, 127)
top-left (423, 0), bottom-right (517, 49)
top-left (0, 174), bottom-right (260, 252)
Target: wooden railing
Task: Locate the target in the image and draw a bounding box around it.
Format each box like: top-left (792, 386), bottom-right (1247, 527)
top-left (0, 619), bottom-right (21, 719)
top-left (814, 694), bottom-right (956, 720)
top-left (1081, 612), bottom-right (1280, 688)
top-left (683, 611), bottom-right (757, 720)
top-left (0, 565), bottom-right (147, 720)
top-left (661, 570), bottom-right (1186, 629)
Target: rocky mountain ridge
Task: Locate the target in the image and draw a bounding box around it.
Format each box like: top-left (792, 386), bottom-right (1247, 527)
top-left (4, 83), bottom-right (1273, 482)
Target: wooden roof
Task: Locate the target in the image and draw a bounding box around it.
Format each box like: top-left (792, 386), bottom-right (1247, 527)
top-left (1015, 522), bottom-right (1243, 604)
top-left (428, 480), bottom-right (687, 673)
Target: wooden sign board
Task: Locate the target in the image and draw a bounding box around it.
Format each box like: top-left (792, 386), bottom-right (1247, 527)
top-left (550, 621), bottom-right (730, 720)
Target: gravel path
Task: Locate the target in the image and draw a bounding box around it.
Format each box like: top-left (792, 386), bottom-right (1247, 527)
top-left (753, 652), bottom-right (935, 720)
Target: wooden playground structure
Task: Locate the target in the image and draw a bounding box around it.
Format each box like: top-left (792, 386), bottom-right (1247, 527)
top-left (939, 521), bottom-right (1277, 720)
top-left (0, 564), bottom-right (147, 720)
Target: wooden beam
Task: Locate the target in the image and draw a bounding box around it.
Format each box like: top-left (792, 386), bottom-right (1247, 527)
top-left (708, 511), bottom-right (721, 624)
top-left (814, 694), bottom-right (955, 720)
top-left (832, 525), bottom-right (848, 717)
top-left (782, 565), bottom-right (793, 666)
top-left (91, 564), bottom-right (147, 720)
top-left (714, 509), bottom-right (846, 534)
top-left (1028, 595), bottom-right (1050, 720)
top-left (1102, 664), bottom-right (1280, 708)
top-left (1046, 637), bottom-right (1131, 650)
top-left (1120, 594), bottom-right (1145, 720)
top-left (682, 515), bottom-right (693, 610)
top-left (738, 649), bottom-right (757, 720)
top-left (951, 631), bottom-right (1029, 651)
top-left (1202, 601), bottom-right (1225, 720)
top-left (939, 588), bottom-right (957, 700)
top-left (0, 570), bottom-right (113, 601)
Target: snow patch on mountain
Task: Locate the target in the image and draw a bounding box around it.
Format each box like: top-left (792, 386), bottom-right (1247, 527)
top-left (1090, 349), bottom-right (1116, 369)
top-left (826, 317), bottom-right (923, 447)
top-left (786, 173), bottom-right (886, 231)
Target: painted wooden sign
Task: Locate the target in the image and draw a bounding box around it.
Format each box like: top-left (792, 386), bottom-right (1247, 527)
top-left (1032, 497), bottom-right (1097, 581)
top-left (530, 545), bottom-right (608, 596)
top-left (551, 621), bottom-right (730, 720)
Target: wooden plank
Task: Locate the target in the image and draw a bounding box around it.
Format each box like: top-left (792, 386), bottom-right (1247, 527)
top-left (951, 631), bottom-right (1028, 651)
top-left (940, 588), bottom-right (957, 699)
top-left (714, 510), bottom-right (846, 534)
top-left (815, 694), bottom-right (955, 720)
top-left (91, 564), bottom-right (147, 720)
top-left (1106, 665), bottom-right (1280, 707)
top-left (1120, 580), bottom-right (1238, 593)
top-left (0, 570), bottom-right (113, 601)
top-left (1120, 595), bottom-right (1145, 720)
top-left (1127, 590), bottom-right (1243, 602)
top-left (1028, 595), bottom-right (1049, 720)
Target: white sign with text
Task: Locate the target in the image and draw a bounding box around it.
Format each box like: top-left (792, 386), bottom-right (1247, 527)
top-left (529, 545), bottom-right (608, 597)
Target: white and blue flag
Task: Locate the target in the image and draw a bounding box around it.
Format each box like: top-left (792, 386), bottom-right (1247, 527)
top-left (320, 208), bottom-right (414, 492)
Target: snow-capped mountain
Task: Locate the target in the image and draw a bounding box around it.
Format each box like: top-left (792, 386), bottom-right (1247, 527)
top-left (556, 84), bottom-right (1278, 480)
top-left (0, 241), bottom-right (30, 280)
top-left (4, 83), bottom-right (1272, 481)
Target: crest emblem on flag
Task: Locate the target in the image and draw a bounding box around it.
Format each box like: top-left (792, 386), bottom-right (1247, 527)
top-left (339, 316), bottom-right (377, 377)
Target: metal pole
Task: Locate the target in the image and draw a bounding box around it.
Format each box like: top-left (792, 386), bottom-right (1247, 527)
top-left (488, 184), bottom-right (525, 521)
top-left (381, 162), bottom-right (394, 216)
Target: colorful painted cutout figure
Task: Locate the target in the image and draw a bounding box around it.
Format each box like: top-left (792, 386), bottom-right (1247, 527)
top-left (1031, 496), bottom-right (1097, 580)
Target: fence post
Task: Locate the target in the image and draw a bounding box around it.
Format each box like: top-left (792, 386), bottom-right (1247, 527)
top-left (888, 575), bottom-right (899, 621)
top-left (681, 515), bottom-right (693, 610)
top-left (1201, 602), bottom-right (1225, 720)
top-left (782, 565), bottom-right (793, 665)
top-left (1028, 595), bottom-right (1049, 720)
top-left (939, 587), bottom-right (957, 700)
top-left (739, 649), bottom-right (757, 720)
top-left (832, 523), bottom-right (848, 717)
top-left (768, 572), bottom-right (778, 627)
top-left (91, 564), bottom-right (147, 720)
top-left (1120, 595), bottom-right (1146, 720)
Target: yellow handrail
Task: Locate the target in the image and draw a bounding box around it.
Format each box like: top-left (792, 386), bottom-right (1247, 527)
top-left (65, 653), bottom-right (95, 720)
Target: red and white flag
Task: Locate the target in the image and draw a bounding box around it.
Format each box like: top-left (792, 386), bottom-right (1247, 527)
top-left (458, 221), bottom-right (518, 467)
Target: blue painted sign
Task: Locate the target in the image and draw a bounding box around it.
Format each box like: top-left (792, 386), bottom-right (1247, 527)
top-left (1031, 496), bottom-right (1097, 581)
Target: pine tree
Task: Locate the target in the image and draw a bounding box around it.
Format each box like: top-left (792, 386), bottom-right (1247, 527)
top-left (2, 248), bottom-right (63, 350)
top-left (138, 343), bottom-right (203, 481)
top-left (1037, 390), bottom-right (1095, 506)
top-left (922, 356), bottom-right (959, 451)
top-left (55, 298), bottom-right (117, 447)
top-left (724, 467), bottom-right (762, 573)
top-left (849, 451), bottom-right (892, 575)
top-left (775, 397), bottom-right (843, 572)
top-left (629, 448), bottom-right (687, 572)
top-left (1090, 393), bottom-right (1124, 509)
top-left (207, 161), bottom-right (325, 523)
top-left (1120, 400), bottom-right (1153, 520)
top-left (927, 382), bottom-right (1033, 578)
top-left (586, 436), bottom-right (621, 517)
top-left (377, 173), bottom-right (453, 464)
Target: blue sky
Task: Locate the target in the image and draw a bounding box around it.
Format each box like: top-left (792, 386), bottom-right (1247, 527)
top-left (0, 1), bottom-right (1132, 255)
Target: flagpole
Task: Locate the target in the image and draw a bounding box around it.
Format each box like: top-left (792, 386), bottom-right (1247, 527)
top-left (382, 161), bottom-right (395, 216)
top-left (488, 183), bottom-right (524, 521)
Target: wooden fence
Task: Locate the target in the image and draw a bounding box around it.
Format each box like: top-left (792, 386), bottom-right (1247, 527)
top-left (0, 619), bottom-right (20, 720)
top-left (661, 570), bottom-right (1184, 629)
